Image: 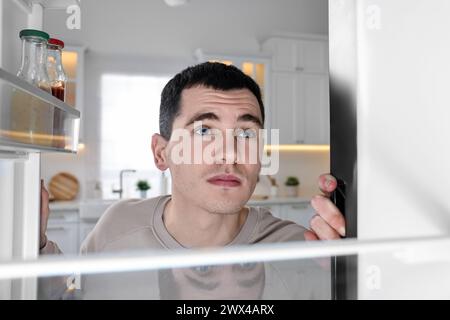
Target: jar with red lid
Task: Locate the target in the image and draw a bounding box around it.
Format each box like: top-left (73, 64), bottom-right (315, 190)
top-left (47, 38), bottom-right (68, 147)
top-left (47, 38), bottom-right (67, 102)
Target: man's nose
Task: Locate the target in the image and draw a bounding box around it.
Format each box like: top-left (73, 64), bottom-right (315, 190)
top-left (216, 130), bottom-right (238, 164)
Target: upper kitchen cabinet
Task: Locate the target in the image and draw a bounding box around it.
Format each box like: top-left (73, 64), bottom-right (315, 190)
top-left (262, 36), bottom-right (329, 74)
top-left (271, 72), bottom-right (329, 145)
top-left (194, 49), bottom-right (271, 113)
top-left (262, 35), bottom-right (330, 145)
top-left (62, 46), bottom-right (85, 142)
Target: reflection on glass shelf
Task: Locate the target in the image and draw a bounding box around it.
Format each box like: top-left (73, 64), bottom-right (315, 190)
top-left (2, 236), bottom-right (450, 299)
top-left (0, 68), bottom-right (80, 153)
top-left (54, 259), bottom-right (331, 300)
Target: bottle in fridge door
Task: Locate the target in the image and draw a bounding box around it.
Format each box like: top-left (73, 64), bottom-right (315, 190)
top-left (47, 38), bottom-right (68, 148)
top-left (10, 29), bottom-right (54, 147)
top-left (16, 29), bottom-right (52, 92)
top-left (47, 38), bottom-right (67, 102)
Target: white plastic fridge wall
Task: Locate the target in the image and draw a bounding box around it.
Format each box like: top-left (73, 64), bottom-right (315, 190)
top-left (0, 0), bottom-right (44, 299)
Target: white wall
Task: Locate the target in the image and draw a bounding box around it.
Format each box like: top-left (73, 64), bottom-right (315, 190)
top-left (41, 0), bottom-right (330, 200)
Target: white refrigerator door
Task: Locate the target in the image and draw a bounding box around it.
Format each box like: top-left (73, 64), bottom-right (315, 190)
top-left (355, 0), bottom-right (450, 239)
top-left (0, 151), bottom-right (40, 300)
top-left (330, 0), bottom-right (450, 299)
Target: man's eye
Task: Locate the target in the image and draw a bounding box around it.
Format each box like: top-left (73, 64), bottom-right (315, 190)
top-left (236, 262), bottom-right (257, 271)
top-left (192, 265), bottom-right (214, 276)
top-left (236, 128), bottom-right (257, 139)
top-left (194, 126), bottom-right (213, 136)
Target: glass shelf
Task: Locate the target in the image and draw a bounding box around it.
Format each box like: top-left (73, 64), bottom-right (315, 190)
top-left (2, 235), bottom-right (450, 299)
top-left (0, 68), bottom-right (80, 153)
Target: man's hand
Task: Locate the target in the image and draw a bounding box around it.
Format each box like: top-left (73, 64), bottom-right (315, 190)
top-left (304, 174), bottom-right (346, 241)
top-left (40, 179), bottom-right (50, 249)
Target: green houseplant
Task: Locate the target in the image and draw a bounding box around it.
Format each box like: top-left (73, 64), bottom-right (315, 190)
top-left (284, 176), bottom-right (300, 197)
top-left (136, 180), bottom-right (151, 198)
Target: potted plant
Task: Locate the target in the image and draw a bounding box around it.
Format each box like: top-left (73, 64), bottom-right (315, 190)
top-left (284, 176), bottom-right (300, 197)
top-left (136, 180), bottom-right (151, 198)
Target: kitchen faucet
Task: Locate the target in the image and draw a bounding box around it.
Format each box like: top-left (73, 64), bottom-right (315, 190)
top-left (112, 169), bottom-right (136, 199)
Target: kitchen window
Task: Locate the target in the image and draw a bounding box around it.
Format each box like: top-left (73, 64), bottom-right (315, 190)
top-left (100, 74), bottom-right (172, 199)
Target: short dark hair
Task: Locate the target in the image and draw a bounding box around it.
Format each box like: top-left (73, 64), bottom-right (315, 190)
top-left (159, 62), bottom-right (265, 140)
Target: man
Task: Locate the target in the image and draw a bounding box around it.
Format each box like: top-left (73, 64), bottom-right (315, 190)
top-left (40, 62), bottom-right (345, 256)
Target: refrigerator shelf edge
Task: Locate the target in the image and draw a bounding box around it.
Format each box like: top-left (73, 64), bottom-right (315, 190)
top-left (0, 68), bottom-right (80, 153)
top-left (0, 68), bottom-right (80, 118)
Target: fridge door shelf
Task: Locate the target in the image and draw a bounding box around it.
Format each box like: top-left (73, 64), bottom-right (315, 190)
top-left (0, 68), bottom-right (80, 153)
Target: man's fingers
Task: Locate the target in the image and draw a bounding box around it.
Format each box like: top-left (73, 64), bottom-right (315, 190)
top-left (309, 215), bottom-right (341, 240)
top-left (40, 180), bottom-right (49, 217)
top-left (304, 230), bottom-right (319, 241)
top-left (39, 180), bottom-right (51, 249)
top-left (318, 174), bottom-right (337, 197)
top-left (311, 195), bottom-right (346, 237)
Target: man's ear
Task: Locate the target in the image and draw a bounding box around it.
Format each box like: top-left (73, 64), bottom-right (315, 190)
top-left (152, 133), bottom-right (169, 171)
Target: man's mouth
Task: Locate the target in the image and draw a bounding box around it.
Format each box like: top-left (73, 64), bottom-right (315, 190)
top-left (207, 174), bottom-right (242, 187)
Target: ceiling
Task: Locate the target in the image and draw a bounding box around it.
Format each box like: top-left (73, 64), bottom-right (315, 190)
top-left (43, 0), bottom-right (328, 59)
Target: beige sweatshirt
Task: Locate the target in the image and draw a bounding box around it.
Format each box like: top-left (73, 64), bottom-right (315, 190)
top-left (42, 194), bottom-right (307, 255)
top-left (39, 195), bottom-right (331, 299)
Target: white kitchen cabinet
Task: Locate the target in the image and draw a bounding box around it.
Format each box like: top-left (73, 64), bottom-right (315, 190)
top-left (46, 223), bottom-right (78, 255)
top-left (301, 73), bottom-right (330, 144)
top-left (47, 204), bottom-right (99, 253)
top-left (194, 49), bottom-right (271, 116)
top-left (248, 198), bottom-right (315, 229)
top-left (280, 202), bottom-right (315, 229)
top-left (264, 38), bottom-right (297, 72)
top-left (263, 36), bottom-right (330, 145)
top-left (258, 204), bottom-right (283, 219)
top-left (271, 72), bottom-right (299, 144)
top-left (271, 72), bottom-right (329, 145)
top-left (47, 210), bottom-right (79, 254)
top-left (79, 221), bottom-right (96, 248)
top-left (262, 37), bottom-right (328, 74)
top-left (298, 40), bottom-right (328, 74)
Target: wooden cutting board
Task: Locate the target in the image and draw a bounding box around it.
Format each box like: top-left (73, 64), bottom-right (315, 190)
top-left (49, 172), bottom-right (79, 201)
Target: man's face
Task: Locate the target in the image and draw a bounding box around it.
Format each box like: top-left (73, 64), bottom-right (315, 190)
top-left (164, 263), bottom-right (265, 300)
top-left (163, 85), bottom-right (263, 214)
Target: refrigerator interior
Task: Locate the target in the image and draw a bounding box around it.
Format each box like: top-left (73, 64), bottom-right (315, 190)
top-left (0, 1), bottom-right (80, 299)
top-left (1, 0), bottom-right (450, 300)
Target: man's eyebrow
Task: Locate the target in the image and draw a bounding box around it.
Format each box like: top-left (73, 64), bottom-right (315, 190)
top-left (184, 111), bottom-right (263, 128)
top-left (237, 113), bottom-right (263, 128)
top-left (185, 112), bottom-right (220, 127)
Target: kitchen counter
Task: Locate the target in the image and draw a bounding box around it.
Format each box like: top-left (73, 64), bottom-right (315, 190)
top-left (248, 196), bottom-right (311, 206)
top-left (49, 196), bottom-right (312, 212)
top-left (49, 196), bottom-right (314, 224)
top-left (48, 200), bottom-right (80, 211)
top-left (47, 196), bottom-right (316, 254)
